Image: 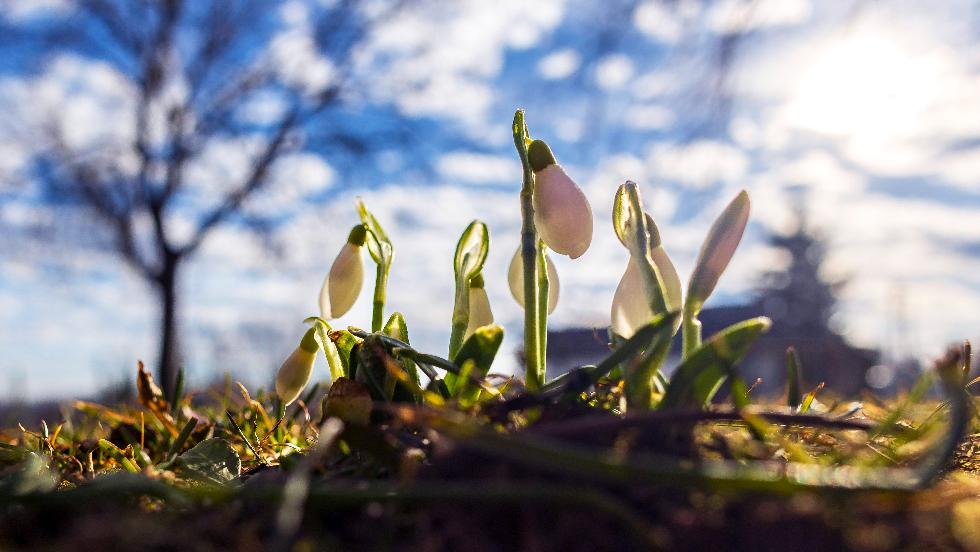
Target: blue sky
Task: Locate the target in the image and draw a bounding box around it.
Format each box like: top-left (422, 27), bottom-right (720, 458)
top-left (1, 0), bottom-right (979, 399)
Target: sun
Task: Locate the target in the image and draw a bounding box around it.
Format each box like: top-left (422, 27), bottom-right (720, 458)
top-left (784, 30), bottom-right (940, 141)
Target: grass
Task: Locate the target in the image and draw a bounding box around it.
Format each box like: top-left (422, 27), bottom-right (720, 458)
top-left (0, 350), bottom-right (977, 551)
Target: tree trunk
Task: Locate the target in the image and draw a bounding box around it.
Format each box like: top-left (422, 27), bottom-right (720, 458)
top-left (155, 255), bottom-right (181, 400)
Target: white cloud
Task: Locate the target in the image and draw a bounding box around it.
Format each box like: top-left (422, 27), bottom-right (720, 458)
top-left (932, 148), bottom-right (980, 191)
top-left (630, 72), bottom-right (677, 100)
top-left (553, 118), bottom-right (584, 142)
top-left (594, 54), bottom-right (635, 91)
top-left (184, 135), bottom-right (267, 207)
top-left (268, 31), bottom-right (336, 93)
top-left (537, 49), bottom-right (581, 80)
top-left (775, 150), bottom-right (866, 193)
top-left (647, 140), bottom-right (750, 189)
top-left (245, 152), bottom-right (336, 215)
top-left (708, 0), bottom-right (812, 34)
top-left (2, 0), bottom-right (71, 22)
top-left (623, 104), bottom-right (674, 130)
top-left (0, 55), bottom-right (137, 154)
top-left (728, 116), bottom-right (761, 149)
top-left (633, 1), bottom-right (684, 44)
top-left (238, 91), bottom-right (289, 125)
top-left (358, 0), bottom-right (565, 129)
top-left (437, 152), bottom-right (520, 184)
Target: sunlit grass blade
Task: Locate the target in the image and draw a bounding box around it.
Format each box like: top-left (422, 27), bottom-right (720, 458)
top-left (446, 324), bottom-right (504, 400)
top-left (623, 315), bottom-right (677, 409)
top-left (164, 417), bottom-right (198, 465)
top-left (384, 312), bottom-right (420, 402)
top-left (798, 382), bottom-right (824, 414)
top-left (305, 317), bottom-right (346, 381)
top-left (226, 410), bottom-right (268, 466)
top-left (541, 312), bottom-right (679, 400)
top-left (659, 317), bottom-right (771, 410)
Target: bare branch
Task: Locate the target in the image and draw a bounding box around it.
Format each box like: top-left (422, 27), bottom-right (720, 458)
top-left (179, 107), bottom-right (300, 256)
top-left (44, 142), bottom-right (154, 279)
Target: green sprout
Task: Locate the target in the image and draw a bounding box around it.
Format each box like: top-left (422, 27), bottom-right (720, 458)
top-left (449, 220), bottom-right (490, 359)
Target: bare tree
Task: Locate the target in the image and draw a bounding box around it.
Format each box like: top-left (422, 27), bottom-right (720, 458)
top-left (1, 0), bottom-right (421, 397)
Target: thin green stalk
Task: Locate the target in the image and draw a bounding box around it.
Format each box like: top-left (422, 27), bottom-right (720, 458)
top-left (514, 110), bottom-right (544, 390)
top-left (226, 409), bottom-right (269, 466)
top-left (535, 242), bottom-right (549, 382)
top-left (624, 183), bottom-right (667, 314)
top-left (682, 307), bottom-right (702, 359)
top-left (786, 347), bottom-right (802, 408)
top-left (448, 275), bottom-right (469, 360)
top-left (625, 333), bottom-right (673, 409)
top-left (371, 264), bottom-right (387, 333)
top-left (162, 417), bottom-right (197, 465)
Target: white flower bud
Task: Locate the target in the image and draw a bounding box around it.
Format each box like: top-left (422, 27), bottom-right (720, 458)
top-left (275, 328), bottom-right (318, 405)
top-left (507, 247), bottom-right (559, 314)
top-left (463, 283), bottom-right (494, 340)
top-left (319, 227), bottom-right (366, 319)
top-left (687, 190), bottom-right (750, 312)
top-left (610, 248), bottom-right (682, 338)
top-left (651, 245), bottom-right (682, 312)
top-left (529, 140), bottom-right (593, 259)
top-left (610, 258), bottom-right (647, 339)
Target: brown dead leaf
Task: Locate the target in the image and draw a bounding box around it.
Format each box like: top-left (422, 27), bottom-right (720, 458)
top-left (136, 361), bottom-right (178, 436)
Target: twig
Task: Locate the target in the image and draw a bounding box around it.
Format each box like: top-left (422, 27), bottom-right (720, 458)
top-left (530, 407), bottom-right (876, 438)
top-left (226, 410), bottom-right (270, 466)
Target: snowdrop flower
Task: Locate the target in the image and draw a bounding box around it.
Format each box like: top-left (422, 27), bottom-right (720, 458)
top-left (507, 247), bottom-right (559, 314)
top-left (610, 209), bottom-right (682, 338)
top-left (528, 140), bottom-right (593, 259)
top-left (319, 225), bottom-right (366, 319)
top-left (463, 275), bottom-right (494, 340)
top-left (610, 247), bottom-right (681, 338)
top-left (687, 190), bottom-right (750, 311)
top-left (275, 327), bottom-right (319, 405)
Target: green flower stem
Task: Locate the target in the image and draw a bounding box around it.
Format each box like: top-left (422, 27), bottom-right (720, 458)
top-left (535, 242), bottom-right (549, 383)
top-left (448, 277), bottom-right (468, 360)
top-left (624, 183), bottom-right (667, 314)
top-left (514, 110), bottom-right (544, 390)
top-left (682, 306), bottom-right (702, 359)
top-left (371, 264), bottom-right (388, 333)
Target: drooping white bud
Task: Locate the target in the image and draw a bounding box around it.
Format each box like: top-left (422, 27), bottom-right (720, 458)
top-left (610, 248), bottom-right (682, 338)
top-left (610, 258), bottom-right (647, 339)
top-left (507, 247), bottom-right (559, 314)
top-left (275, 328), bottom-right (319, 405)
top-left (528, 140), bottom-right (593, 259)
top-left (319, 226), bottom-right (366, 319)
top-left (463, 280), bottom-right (494, 340)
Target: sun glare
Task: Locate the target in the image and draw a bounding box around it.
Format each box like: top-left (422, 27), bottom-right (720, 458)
top-left (786, 31), bottom-right (939, 140)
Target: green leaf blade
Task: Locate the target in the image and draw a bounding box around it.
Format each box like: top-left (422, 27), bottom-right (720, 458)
top-left (175, 438), bottom-right (241, 485)
top-left (659, 316), bottom-right (771, 410)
